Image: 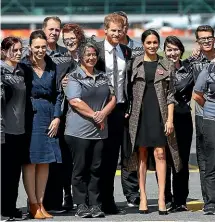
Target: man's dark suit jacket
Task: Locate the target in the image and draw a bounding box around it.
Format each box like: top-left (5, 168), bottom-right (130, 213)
top-left (96, 40), bottom-right (132, 114)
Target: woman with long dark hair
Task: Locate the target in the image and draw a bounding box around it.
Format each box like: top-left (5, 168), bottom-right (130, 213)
top-left (163, 36), bottom-right (194, 211)
top-left (1, 37), bottom-right (25, 220)
top-left (20, 30), bottom-right (62, 219)
top-left (127, 29), bottom-right (181, 215)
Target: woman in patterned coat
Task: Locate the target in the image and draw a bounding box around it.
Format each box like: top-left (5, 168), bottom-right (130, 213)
top-left (126, 29), bottom-right (181, 214)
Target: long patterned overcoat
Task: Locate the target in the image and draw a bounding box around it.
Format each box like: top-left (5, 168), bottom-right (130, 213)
top-left (127, 54), bottom-right (182, 173)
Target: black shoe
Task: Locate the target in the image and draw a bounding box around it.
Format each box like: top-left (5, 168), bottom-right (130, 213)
top-left (174, 204), bottom-right (188, 212)
top-left (75, 204), bottom-right (92, 218)
top-left (90, 205), bottom-right (105, 218)
top-left (166, 202), bottom-right (176, 212)
top-left (62, 195), bottom-right (74, 211)
top-left (127, 197), bottom-right (140, 207)
top-left (204, 207), bottom-right (215, 215)
top-left (1, 208), bottom-right (26, 219)
top-left (139, 209), bottom-right (149, 214)
top-left (158, 210), bottom-right (168, 215)
top-left (103, 203), bottom-right (126, 215)
top-left (47, 207), bottom-right (67, 214)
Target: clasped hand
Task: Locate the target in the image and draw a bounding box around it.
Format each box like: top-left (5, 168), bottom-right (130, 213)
top-left (93, 111), bottom-right (106, 130)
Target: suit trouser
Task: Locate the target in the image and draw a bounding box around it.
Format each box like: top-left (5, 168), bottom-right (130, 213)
top-left (101, 104), bottom-right (125, 206)
top-left (203, 118), bottom-right (215, 210)
top-left (1, 134), bottom-right (24, 216)
top-left (165, 112), bottom-right (193, 205)
top-left (195, 115), bottom-right (207, 204)
top-left (65, 135), bottom-right (104, 206)
top-left (121, 119), bottom-right (139, 200)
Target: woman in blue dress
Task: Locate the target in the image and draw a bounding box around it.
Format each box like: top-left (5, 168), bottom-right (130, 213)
top-left (20, 30), bottom-right (62, 219)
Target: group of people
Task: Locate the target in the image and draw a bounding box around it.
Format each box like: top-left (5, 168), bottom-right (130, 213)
top-left (1, 11), bottom-right (215, 221)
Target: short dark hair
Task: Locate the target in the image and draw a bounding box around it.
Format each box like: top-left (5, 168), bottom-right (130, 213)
top-left (42, 16), bottom-right (62, 28)
top-left (141, 29), bottom-right (160, 44)
top-left (195, 25), bottom-right (214, 39)
top-left (164, 36), bottom-right (185, 58)
top-left (29, 30), bottom-right (47, 46)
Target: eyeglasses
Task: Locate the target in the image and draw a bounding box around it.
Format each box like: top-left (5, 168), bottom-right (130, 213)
top-left (83, 53), bottom-right (97, 58)
top-left (63, 37), bottom-right (77, 46)
top-left (197, 36), bottom-right (214, 43)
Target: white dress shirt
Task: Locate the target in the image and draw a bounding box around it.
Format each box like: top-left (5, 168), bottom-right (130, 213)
top-left (104, 39), bottom-right (126, 103)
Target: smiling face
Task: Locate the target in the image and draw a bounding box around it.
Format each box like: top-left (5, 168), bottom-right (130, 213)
top-left (6, 42), bottom-right (22, 64)
top-left (197, 31), bottom-right (215, 52)
top-left (63, 31), bottom-right (79, 52)
top-left (30, 38), bottom-right (47, 60)
top-left (81, 47), bottom-right (98, 69)
top-left (43, 19), bottom-right (61, 44)
top-left (165, 43), bottom-right (182, 63)
top-left (143, 34), bottom-right (159, 56)
top-left (105, 22), bottom-right (123, 46)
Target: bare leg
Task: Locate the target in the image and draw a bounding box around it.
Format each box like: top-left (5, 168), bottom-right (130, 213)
top-left (35, 164), bottom-right (49, 204)
top-left (154, 147), bottom-right (166, 211)
top-left (22, 164), bottom-right (37, 204)
top-left (138, 147), bottom-right (148, 210)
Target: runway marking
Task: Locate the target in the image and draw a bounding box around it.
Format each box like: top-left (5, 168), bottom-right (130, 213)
top-left (116, 168), bottom-right (199, 176)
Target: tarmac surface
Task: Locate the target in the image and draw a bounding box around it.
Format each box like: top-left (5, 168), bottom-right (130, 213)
top-left (10, 127), bottom-right (214, 221)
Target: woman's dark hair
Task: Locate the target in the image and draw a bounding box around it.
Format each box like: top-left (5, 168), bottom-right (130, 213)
top-left (78, 36), bottom-right (99, 60)
top-left (29, 30), bottom-right (47, 46)
top-left (1, 36), bottom-right (22, 60)
top-left (141, 29), bottom-right (160, 44)
top-left (164, 36), bottom-right (185, 58)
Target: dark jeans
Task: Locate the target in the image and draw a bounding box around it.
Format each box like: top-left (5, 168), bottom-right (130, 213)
top-left (101, 104), bottom-right (125, 207)
top-left (203, 118), bottom-right (215, 209)
top-left (165, 112), bottom-right (193, 205)
top-left (65, 135), bottom-right (104, 206)
top-left (1, 134), bottom-right (24, 216)
top-left (195, 115), bottom-right (207, 203)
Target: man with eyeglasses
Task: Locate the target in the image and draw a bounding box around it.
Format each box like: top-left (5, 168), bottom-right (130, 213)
top-left (189, 25), bottom-right (215, 214)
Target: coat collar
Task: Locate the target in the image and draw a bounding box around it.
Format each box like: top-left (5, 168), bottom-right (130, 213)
top-left (132, 54), bottom-right (172, 83)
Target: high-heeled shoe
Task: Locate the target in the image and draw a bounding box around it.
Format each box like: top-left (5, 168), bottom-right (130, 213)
top-left (29, 203), bottom-right (46, 219)
top-left (139, 209), bottom-right (149, 214)
top-left (158, 209), bottom-right (168, 215)
top-left (38, 203), bottom-right (53, 218)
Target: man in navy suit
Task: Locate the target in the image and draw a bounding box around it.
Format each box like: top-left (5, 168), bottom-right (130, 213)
top-left (95, 13), bottom-right (132, 214)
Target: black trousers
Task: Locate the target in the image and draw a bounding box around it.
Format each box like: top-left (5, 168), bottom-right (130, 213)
top-left (101, 104), bottom-right (125, 206)
top-left (65, 135), bottom-right (104, 206)
top-left (195, 115), bottom-right (207, 203)
top-left (43, 162), bottom-right (63, 210)
top-left (165, 112), bottom-right (193, 205)
top-left (43, 131), bottom-right (65, 210)
top-left (1, 134), bottom-right (24, 216)
top-left (203, 118), bottom-right (215, 209)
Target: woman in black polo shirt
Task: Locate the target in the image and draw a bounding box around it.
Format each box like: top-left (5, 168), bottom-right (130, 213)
top-left (64, 40), bottom-right (116, 218)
